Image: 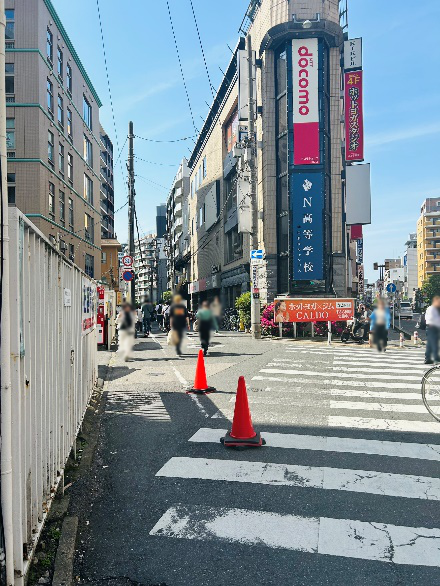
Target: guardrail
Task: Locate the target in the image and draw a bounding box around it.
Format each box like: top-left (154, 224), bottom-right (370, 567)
top-left (6, 208), bottom-right (98, 583)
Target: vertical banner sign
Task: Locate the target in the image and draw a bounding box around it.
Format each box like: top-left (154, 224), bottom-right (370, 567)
top-left (82, 278), bottom-right (97, 335)
top-left (292, 39), bottom-right (320, 165)
top-left (292, 173), bottom-right (324, 280)
top-left (344, 38), bottom-right (362, 71)
top-left (97, 286), bottom-right (105, 345)
top-left (345, 71), bottom-right (364, 161)
top-left (358, 264), bottom-right (365, 296)
top-left (356, 238), bottom-right (364, 264)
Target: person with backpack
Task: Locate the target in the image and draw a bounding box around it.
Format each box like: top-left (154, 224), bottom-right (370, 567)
top-left (141, 297), bottom-right (154, 336)
top-left (116, 303), bottom-right (136, 361)
top-left (424, 296), bottom-right (440, 364)
top-left (196, 300), bottom-right (214, 356)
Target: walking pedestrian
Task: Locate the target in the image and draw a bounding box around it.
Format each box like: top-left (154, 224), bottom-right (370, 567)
top-left (141, 297), bottom-right (154, 336)
top-left (116, 303), bottom-right (136, 361)
top-left (424, 296), bottom-right (440, 364)
top-left (369, 298), bottom-right (391, 352)
top-left (156, 302), bottom-right (164, 331)
top-left (136, 306), bottom-right (143, 336)
top-left (211, 296), bottom-right (222, 333)
top-left (196, 301), bottom-right (214, 356)
top-left (169, 294), bottom-right (190, 356)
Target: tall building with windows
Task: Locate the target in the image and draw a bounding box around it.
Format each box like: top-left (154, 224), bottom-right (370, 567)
top-left (134, 235), bottom-right (158, 304)
top-left (100, 125), bottom-right (115, 239)
top-left (177, 0), bottom-right (363, 308)
top-left (417, 198), bottom-right (440, 287)
top-left (5, 0), bottom-right (102, 277)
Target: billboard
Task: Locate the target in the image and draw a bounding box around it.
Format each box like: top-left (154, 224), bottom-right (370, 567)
top-left (273, 298), bottom-right (355, 323)
top-left (237, 49), bottom-right (256, 122)
top-left (345, 71), bottom-right (364, 161)
top-left (346, 163), bottom-right (371, 225)
top-left (344, 38), bottom-right (362, 71)
top-left (292, 39), bottom-right (320, 165)
top-left (291, 172), bottom-right (324, 280)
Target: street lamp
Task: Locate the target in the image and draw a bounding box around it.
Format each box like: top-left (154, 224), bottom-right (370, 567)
top-left (302, 20), bottom-right (312, 29)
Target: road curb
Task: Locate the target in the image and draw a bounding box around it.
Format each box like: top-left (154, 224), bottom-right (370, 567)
top-left (52, 516), bottom-right (78, 586)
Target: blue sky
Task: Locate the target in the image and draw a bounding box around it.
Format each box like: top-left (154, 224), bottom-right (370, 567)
top-left (53, 0), bottom-right (440, 282)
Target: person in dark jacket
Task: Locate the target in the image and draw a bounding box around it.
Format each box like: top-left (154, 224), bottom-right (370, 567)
top-left (169, 295), bottom-right (190, 356)
top-left (196, 301), bottom-right (214, 356)
top-left (369, 298), bottom-right (391, 352)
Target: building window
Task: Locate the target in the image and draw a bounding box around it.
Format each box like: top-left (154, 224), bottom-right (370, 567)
top-left (48, 182), bottom-right (55, 218)
top-left (83, 135), bottom-right (93, 166)
top-left (66, 62), bottom-right (72, 94)
top-left (5, 10), bottom-right (14, 41)
top-left (59, 190), bottom-right (65, 224)
top-left (101, 251), bottom-right (107, 264)
top-left (85, 253), bottom-right (94, 278)
top-left (6, 118), bottom-right (15, 149)
top-left (47, 78), bottom-right (53, 114)
top-left (68, 197), bottom-right (74, 230)
top-left (203, 155), bottom-right (207, 178)
top-left (83, 96), bottom-right (92, 129)
top-left (84, 213), bottom-right (94, 244)
top-left (84, 174), bottom-right (93, 205)
top-left (57, 94), bottom-right (64, 128)
top-left (59, 143), bottom-right (65, 175)
top-left (225, 173), bottom-right (237, 212)
top-left (67, 152), bottom-right (73, 184)
top-left (69, 243), bottom-right (74, 261)
top-left (57, 46), bottom-right (63, 78)
top-left (190, 179), bottom-right (194, 198)
top-left (5, 63), bottom-right (14, 95)
top-left (48, 130), bottom-right (54, 167)
top-left (67, 108), bottom-right (73, 140)
top-left (225, 226), bottom-right (243, 264)
top-left (7, 173), bottom-right (15, 204)
top-left (46, 28), bottom-right (53, 63)
top-left (225, 109), bottom-right (238, 153)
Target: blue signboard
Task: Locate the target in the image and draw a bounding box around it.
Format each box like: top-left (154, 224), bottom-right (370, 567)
top-left (291, 172), bottom-right (324, 280)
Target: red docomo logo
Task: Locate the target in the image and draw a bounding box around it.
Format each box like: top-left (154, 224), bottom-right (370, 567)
top-left (297, 46), bottom-right (313, 116)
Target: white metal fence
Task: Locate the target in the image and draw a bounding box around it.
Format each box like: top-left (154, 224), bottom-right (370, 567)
top-left (7, 209), bottom-right (98, 583)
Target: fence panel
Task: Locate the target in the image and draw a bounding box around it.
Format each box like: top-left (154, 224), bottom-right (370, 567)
top-left (7, 209), bottom-right (98, 583)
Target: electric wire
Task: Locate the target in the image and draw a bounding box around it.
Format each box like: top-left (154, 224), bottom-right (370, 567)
top-left (134, 155), bottom-right (176, 167)
top-left (188, 0), bottom-right (215, 99)
top-left (135, 134), bottom-right (197, 143)
top-left (134, 175), bottom-right (169, 192)
top-left (166, 0), bottom-right (199, 135)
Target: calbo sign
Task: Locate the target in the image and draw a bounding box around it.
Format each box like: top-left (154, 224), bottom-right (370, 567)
top-left (292, 39), bottom-right (320, 165)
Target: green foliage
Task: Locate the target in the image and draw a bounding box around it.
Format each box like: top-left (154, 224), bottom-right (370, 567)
top-left (162, 290), bottom-right (173, 304)
top-left (421, 275), bottom-right (440, 303)
top-left (235, 292), bottom-right (251, 326)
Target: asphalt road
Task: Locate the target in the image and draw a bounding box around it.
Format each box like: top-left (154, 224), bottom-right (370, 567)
top-left (71, 330), bottom-right (440, 586)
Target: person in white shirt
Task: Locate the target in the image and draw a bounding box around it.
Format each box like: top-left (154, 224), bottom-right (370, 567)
top-left (424, 296), bottom-right (440, 364)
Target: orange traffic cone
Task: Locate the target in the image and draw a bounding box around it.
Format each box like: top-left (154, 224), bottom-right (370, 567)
top-left (222, 376), bottom-right (263, 447)
top-left (187, 349), bottom-right (216, 395)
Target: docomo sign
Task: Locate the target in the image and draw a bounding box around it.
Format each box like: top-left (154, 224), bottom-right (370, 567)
top-left (274, 298), bottom-right (355, 323)
top-left (292, 39), bottom-right (320, 165)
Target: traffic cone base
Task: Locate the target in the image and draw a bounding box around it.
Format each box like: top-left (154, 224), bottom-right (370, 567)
top-left (187, 349), bottom-right (217, 395)
top-left (222, 376), bottom-right (263, 448)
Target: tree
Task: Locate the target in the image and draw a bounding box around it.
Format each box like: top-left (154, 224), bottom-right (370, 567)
top-left (162, 290), bottom-right (173, 304)
top-left (235, 292), bottom-right (251, 327)
top-left (421, 274), bottom-right (440, 304)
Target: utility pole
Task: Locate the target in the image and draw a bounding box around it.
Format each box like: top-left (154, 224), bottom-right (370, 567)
top-left (247, 34), bottom-right (261, 339)
top-left (127, 121), bottom-right (136, 305)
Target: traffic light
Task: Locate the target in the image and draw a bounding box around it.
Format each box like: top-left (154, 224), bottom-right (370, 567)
top-left (373, 262), bottom-right (378, 270)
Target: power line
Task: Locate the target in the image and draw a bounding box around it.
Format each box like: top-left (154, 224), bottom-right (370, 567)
top-left (134, 155), bottom-right (176, 167)
top-left (188, 0), bottom-right (215, 99)
top-left (135, 175), bottom-right (169, 192)
top-left (165, 0), bottom-right (198, 135)
top-left (114, 136), bottom-right (127, 164)
top-left (135, 134), bottom-right (197, 143)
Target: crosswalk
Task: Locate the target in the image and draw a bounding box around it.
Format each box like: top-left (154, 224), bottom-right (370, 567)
top-left (107, 388), bottom-right (171, 421)
top-left (148, 343), bottom-right (440, 571)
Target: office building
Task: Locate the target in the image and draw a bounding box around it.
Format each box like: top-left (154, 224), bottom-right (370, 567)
top-left (156, 204), bottom-right (167, 239)
top-left (6, 0), bottom-right (103, 277)
top-left (403, 233), bottom-right (417, 298)
top-left (134, 234), bottom-right (157, 304)
top-left (100, 125), bottom-right (115, 239)
top-left (417, 198), bottom-right (440, 287)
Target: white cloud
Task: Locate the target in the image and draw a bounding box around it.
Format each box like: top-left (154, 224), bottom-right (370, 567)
top-left (366, 122), bottom-right (440, 148)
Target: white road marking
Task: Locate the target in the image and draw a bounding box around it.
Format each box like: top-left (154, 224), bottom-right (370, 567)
top-left (260, 368), bottom-right (422, 382)
top-left (149, 505), bottom-right (440, 567)
top-left (329, 389), bottom-right (429, 401)
top-left (332, 366), bottom-right (429, 374)
top-left (329, 401), bottom-right (430, 414)
top-left (107, 391), bottom-right (171, 421)
top-left (252, 375), bottom-right (421, 390)
top-left (188, 428), bottom-right (440, 461)
top-left (155, 457), bottom-right (440, 501)
top-left (329, 416), bottom-right (440, 434)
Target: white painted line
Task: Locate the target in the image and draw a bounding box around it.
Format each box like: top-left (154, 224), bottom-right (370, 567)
top-left (150, 505), bottom-right (440, 567)
top-left (188, 393), bottom-right (210, 418)
top-left (329, 401), bottom-right (430, 414)
top-left (329, 416), bottom-right (440, 434)
top-left (260, 368), bottom-right (422, 382)
top-left (156, 457), bottom-right (440, 501)
top-left (332, 365), bottom-right (429, 374)
top-left (252, 375), bottom-right (421, 390)
top-left (188, 427), bottom-right (440, 461)
top-left (329, 389), bottom-right (429, 401)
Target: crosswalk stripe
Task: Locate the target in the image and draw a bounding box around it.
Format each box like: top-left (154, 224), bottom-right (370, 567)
top-left (252, 375), bottom-right (422, 389)
top-left (329, 416), bottom-right (440, 434)
top-left (260, 368), bottom-right (423, 382)
top-left (269, 363), bottom-right (429, 375)
top-left (329, 389), bottom-right (429, 401)
top-left (149, 505), bottom-right (440, 567)
top-left (286, 351), bottom-right (425, 361)
top-left (107, 391), bottom-right (171, 421)
top-left (156, 457), bottom-right (440, 501)
top-left (329, 401), bottom-right (430, 414)
top-left (188, 428), bottom-right (440, 461)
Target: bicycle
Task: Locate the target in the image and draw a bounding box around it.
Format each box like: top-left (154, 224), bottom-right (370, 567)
top-left (421, 366), bottom-right (440, 422)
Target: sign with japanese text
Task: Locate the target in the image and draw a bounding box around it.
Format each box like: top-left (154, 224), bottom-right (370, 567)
top-left (292, 172), bottom-right (324, 280)
top-left (292, 38), bottom-right (320, 165)
top-left (357, 265), bottom-right (364, 297)
top-left (344, 38), bottom-right (362, 71)
top-left (345, 71), bottom-right (364, 161)
top-left (82, 277), bottom-right (97, 336)
top-left (97, 286), bottom-right (105, 345)
top-left (274, 298), bottom-right (355, 323)
top-left (356, 238), bottom-right (363, 264)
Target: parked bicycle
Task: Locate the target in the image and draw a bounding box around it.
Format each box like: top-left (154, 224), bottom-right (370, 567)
top-left (421, 366), bottom-right (440, 422)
